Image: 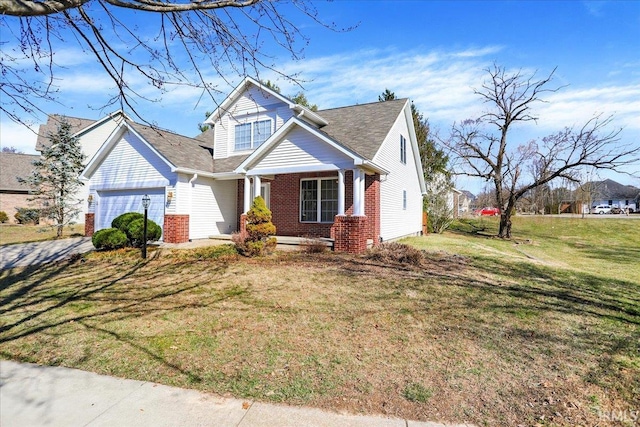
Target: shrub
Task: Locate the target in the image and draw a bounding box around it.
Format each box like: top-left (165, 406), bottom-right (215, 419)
top-left (0, 211), bottom-right (8, 223)
top-left (111, 212), bottom-right (144, 232)
top-left (366, 242), bottom-right (424, 266)
top-left (14, 207), bottom-right (40, 225)
top-left (234, 196), bottom-right (277, 256)
top-left (126, 218), bottom-right (162, 247)
top-left (299, 237), bottom-right (328, 253)
top-left (245, 196), bottom-right (276, 241)
top-left (92, 228), bottom-right (128, 250)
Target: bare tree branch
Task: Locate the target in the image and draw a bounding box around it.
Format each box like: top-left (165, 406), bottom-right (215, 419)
top-left (1, 0), bottom-right (351, 127)
top-left (1, 0), bottom-right (260, 16)
top-left (443, 64), bottom-right (639, 238)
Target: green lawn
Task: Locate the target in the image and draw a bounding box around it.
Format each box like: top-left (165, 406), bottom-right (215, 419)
top-left (406, 215), bottom-right (640, 280)
top-left (1, 217), bottom-right (638, 426)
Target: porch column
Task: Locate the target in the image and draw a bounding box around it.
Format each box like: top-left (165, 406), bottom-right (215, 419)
top-left (243, 175), bottom-right (251, 214)
top-left (359, 170), bottom-right (366, 214)
top-left (337, 169), bottom-right (345, 215)
top-left (353, 168), bottom-right (365, 216)
top-left (252, 175), bottom-right (261, 202)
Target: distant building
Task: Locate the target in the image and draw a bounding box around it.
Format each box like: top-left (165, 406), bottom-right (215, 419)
top-left (458, 190), bottom-right (477, 215)
top-left (569, 179), bottom-right (639, 214)
top-left (0, 153), bottom-right (40, 223)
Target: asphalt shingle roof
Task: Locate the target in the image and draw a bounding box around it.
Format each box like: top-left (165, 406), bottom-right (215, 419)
top-left (127, 122), bottom-right (215, 173)
top-left (0, 153), bottom-right (39, 192)
top-left (36, 114), bottom-right (96, 151)
top-left (317, 99), bottom-right (408, 160)
top-left (38, 99), bottom-right (409, 176)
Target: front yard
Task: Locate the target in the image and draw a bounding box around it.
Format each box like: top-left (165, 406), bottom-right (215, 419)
top-left (0, 223), bottom-right (84, 245)
top-left (1, 217), bottom-right (638, 426)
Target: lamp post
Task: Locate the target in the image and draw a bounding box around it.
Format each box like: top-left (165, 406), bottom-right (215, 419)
top-left (141, 194), bottom-right (150, 259)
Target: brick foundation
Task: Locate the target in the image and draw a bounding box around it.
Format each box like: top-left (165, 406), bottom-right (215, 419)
top-left (163, 214), bottom-right (190, 243)
top-left (84, 213), bottom-right (95, 237)
top-left (239, 214), bottom-right (248, 235)
top-left (332, 215), bottom-right (368, 254)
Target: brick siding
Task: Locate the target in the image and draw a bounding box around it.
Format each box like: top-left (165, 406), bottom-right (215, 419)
top-left (332, 215), bottom-right (368, 253)
top-left (0, 193), bottom-right (36, 224)
top-left (84, 213), bottom-right (95, 237)
top-left (163, 214), bottom-right (190, 243)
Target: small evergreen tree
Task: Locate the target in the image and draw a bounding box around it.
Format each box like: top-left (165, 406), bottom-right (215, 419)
top-left (234, 196), bottom-right (277, 256)
top-left (18, 118), bottom-right (86, 237)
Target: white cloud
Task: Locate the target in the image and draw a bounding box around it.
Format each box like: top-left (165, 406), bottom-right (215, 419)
top-left (0, 120), bottom-right (39, 154)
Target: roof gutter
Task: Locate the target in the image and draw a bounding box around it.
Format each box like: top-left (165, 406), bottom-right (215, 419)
top-left (173, 167), bottom-right (216, 178)
top-left (355, 159), bottom-right (390, 176)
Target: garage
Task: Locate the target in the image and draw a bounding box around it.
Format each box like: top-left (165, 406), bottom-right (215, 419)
top-left (96, 188), bottom-right (165, 235)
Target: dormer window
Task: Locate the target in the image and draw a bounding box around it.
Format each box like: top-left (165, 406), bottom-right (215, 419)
top-left (235, 119), bottom-right (272, 151)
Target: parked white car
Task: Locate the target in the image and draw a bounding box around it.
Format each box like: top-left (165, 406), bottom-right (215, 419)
top-left (591, 205), bottom-right (612, 214)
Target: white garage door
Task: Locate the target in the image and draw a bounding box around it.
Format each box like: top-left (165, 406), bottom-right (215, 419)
top-left (97, 189), bottom-right (165, 234)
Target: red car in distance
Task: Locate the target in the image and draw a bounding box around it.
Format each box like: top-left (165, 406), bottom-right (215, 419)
top-left (475, 207), bottom-right (501, 216)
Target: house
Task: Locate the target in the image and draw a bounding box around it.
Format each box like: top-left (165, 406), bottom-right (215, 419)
top-left (0, 152), bottom-right (41, 223)
top-left (458, 190), bottom-right (476, 216)
top-left (80, 77), bottom-right (427, 253)
top-left (573, 179), bottom-right (639, 213)
top-left (35, 111), bottom-right (129, 223)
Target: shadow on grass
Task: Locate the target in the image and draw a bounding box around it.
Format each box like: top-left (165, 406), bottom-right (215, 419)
top-left (0, 250), bottom-right (241, 383)
top-left (320, 251), bottom-right (640, 408)
top-left (469, 256), bottom-right (640, 325)
top-left (579, 245), bottom-right (640, 266)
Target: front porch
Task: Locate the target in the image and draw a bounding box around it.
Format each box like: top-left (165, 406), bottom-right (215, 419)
top-left (237, 170), bottom-right (381, 254)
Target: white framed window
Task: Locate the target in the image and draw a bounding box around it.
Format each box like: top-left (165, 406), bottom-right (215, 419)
top-left (400, 135), bottom-right (407, 164)
top-left (300, 178), bottom-right (338, 223)
top-left (403, 189), bottom-right (407, 210)
top-left (235, 119), bottom-right (272, 151)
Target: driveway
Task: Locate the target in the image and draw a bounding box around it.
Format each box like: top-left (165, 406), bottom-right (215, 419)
top-left (0, 237), bottom-right (94, 270)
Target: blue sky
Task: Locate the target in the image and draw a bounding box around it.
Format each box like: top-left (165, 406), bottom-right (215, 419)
top-left (2, 0), bottom-right (639, 193)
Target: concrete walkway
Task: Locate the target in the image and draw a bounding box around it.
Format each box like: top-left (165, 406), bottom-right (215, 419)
top-left (0, 361), bottom-right (474, 427)
top-left (0, 237), bottom-right (94, 270)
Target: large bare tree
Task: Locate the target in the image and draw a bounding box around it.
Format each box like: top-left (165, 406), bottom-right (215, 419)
top-left (0, 0), bottom-right (342, 126)
top-left (445, 64), bottom-right (639, 238)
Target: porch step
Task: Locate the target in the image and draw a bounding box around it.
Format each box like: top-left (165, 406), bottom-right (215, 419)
top-left (208, 235), bottom-right (334, 248)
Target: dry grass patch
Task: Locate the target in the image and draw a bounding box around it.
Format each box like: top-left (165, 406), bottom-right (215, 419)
top-left (0, 223), bottom-right (85, 245)
top-left (1, 243), bottom-right (638, 426)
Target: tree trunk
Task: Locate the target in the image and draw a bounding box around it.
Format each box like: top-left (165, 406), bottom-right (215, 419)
top-left (498, 213), bottom-right (512, 238)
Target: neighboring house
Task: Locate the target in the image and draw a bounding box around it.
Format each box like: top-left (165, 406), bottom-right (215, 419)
top-left (574, 179), bottom-right (639, 213)
top-left (449, 188), bottom-right (462, 219)
top-left (0, 153), bottom-right (40, 223)
top-left (81, 77), bottom-right (427, 252)
top-left (35, 111), bottom-right (129, 223)
top-left (458, 190), bottom-right (476, 216)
